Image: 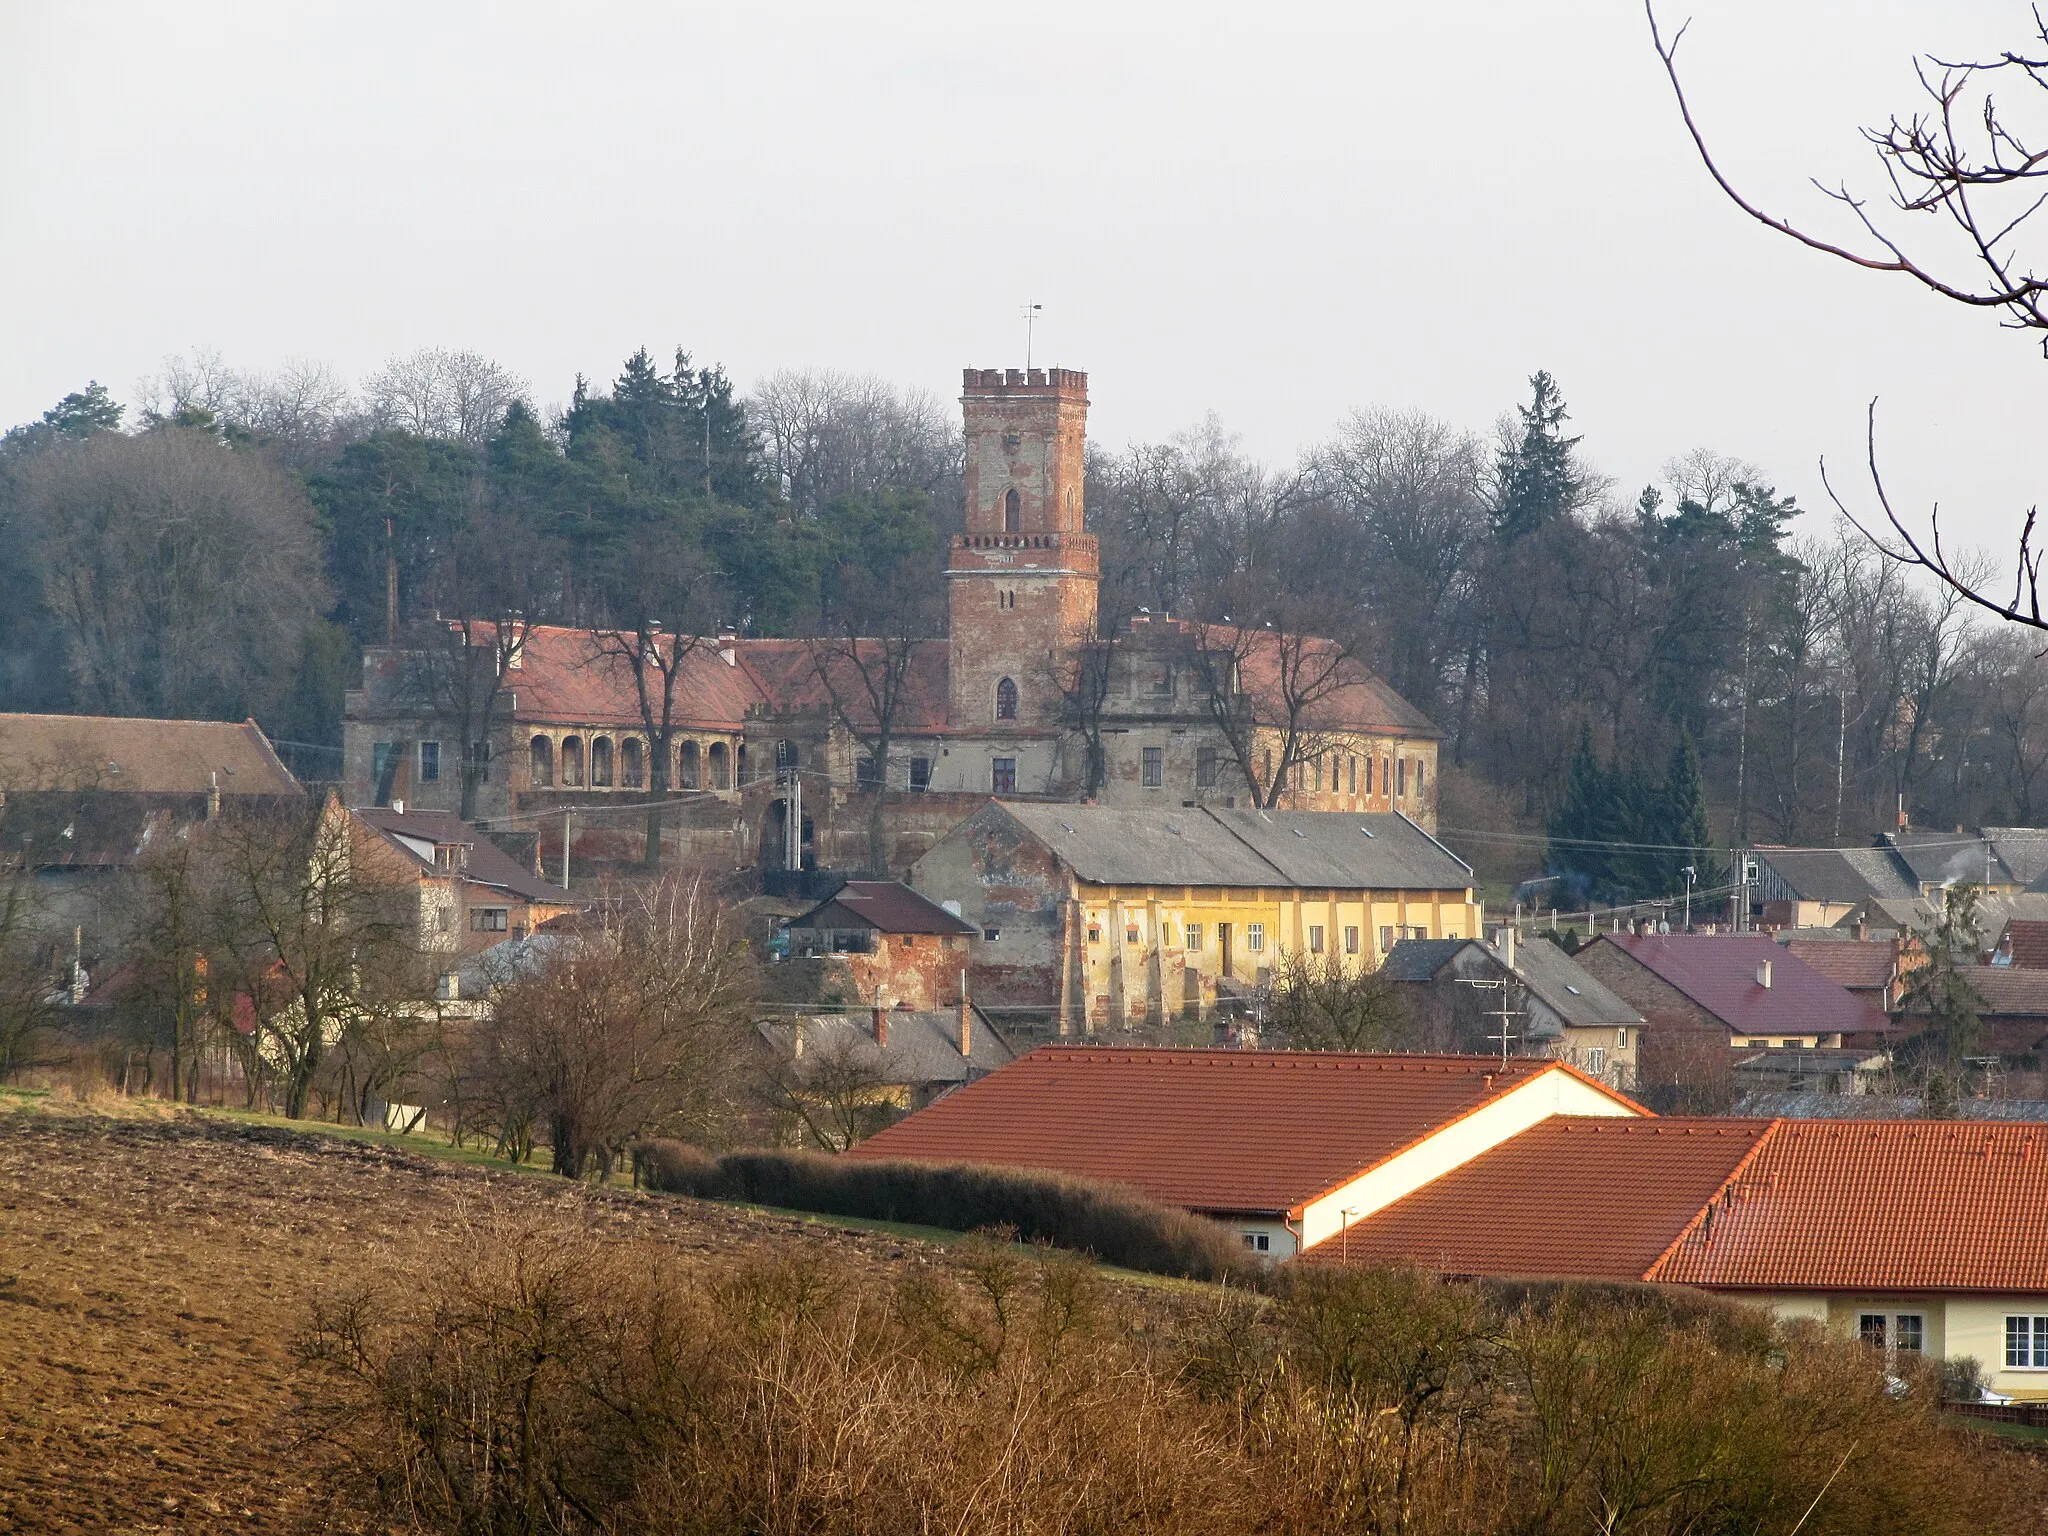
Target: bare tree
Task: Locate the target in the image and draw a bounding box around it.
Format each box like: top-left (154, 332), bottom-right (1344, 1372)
top-left (1651, 5), bottom-right (2048, 629)
top-left (1979, 630), bottom-right (2048, 821)
top-left (484, 877), bottom-right (754, 1177)
top-left (0, 868), bottom-right (58, 1082)
top-left (13, 426), bottom-right (331, 722)
top-left (208, 799), bottom-right (423, 1120)
top-left (1185, 599), bottom-right (1366, 810)
top-left (367, 348), bottom-right (527, 445)
top-left (754, 1027), bottom-right (895, 1150)
top-left (750, 370), bottom-right (961, 517)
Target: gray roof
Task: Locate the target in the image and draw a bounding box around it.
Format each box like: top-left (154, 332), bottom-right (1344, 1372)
top-left (1735, 1091), bottom-right (2048, 1122)
top-left (1495, 934), bottom-right (1643, 1031)
top-left (994, 804), bottom-right (1473, 892)
top-left (1988, 828), bottom-right (2048, 886)
top-left (1380, 938), bottom-right (1469, 981)
top-left (356, 805), bottom-right (573, 906)
top-left (1884, 830), bottom-right (2019, 888)
top-left (757, 1008), bottom-right (1016, 1086)
top-left (1754, 846), bottom-right (1916, 904)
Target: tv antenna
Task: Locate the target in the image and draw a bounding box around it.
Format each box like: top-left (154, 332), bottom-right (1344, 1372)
top-left (1021, 301), bottom-right (1042, 368)
top-left (1457, 975), bottom-right (1522, 1066)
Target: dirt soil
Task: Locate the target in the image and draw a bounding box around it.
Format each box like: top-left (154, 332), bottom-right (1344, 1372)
top-left (0, 1103), bottom-right (954, 1534)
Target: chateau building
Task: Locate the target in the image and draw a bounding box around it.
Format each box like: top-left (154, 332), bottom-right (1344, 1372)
top-left (342, 368), bottom-right (1442, 872)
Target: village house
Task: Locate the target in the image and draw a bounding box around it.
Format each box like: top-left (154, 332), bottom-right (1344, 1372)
top-left (1301, 1112), bottom-right (2048, 1400)
top-left (848, 1048), bottom-right (1639, 1258)
top-left (1574, 933), bottom-right (1892, 1052)
top-left (756, 999), bottom-right (1017, 1146)
top-left (1380, 927), bottom-right (1643, 1088)
top-left (905, 802), bottom-right (1482, 1034)
top-left (780, 879), bottom-right (979, 1012)
top-left (1778, 932), bottom-right (1915, 1011)
top-left (341, 367), bottom-right (1443, 877)
top-left (345, 804), bottom-right (581, 988)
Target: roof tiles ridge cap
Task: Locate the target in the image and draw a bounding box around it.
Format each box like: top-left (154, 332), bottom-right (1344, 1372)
top-left (1642, 1118), bottom-right (1785, 1283)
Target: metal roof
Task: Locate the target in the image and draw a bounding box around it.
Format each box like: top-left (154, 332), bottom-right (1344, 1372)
top-left (992, 804), bottom-right (1473, 892)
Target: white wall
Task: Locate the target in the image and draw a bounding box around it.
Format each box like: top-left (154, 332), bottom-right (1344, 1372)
top-left (1297, 1068), bottom-right (1641, 1250)
top-left (1751, 1292), bottom-right (2048, 1398)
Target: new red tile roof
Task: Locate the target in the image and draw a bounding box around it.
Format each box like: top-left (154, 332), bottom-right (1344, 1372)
top-left (1590, 933), bottom-right (1892, 1039)
top-left (1652, 1119), bottom-right (2048, 1294)
top-left (845, 1049), bottom-right (1591, 1215)
top-left (1782, 939), bottom-right (1896, 994)
top-left (1299, 1117), bottom-right (1775, 1280)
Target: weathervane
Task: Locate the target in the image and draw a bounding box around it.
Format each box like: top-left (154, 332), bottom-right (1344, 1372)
top-left (1021, 301), bottom-right (1042, 369)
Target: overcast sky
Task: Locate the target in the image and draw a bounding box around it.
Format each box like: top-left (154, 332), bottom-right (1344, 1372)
top-left (3, 1), bottom-right (2043, 557)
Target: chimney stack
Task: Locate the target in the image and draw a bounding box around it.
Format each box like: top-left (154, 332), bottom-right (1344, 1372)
top-left (1756, 959), bottom-right (1773, 989)
top-left (958, 969), bottom-right (972, 1058)
top-left (1499, 925), bottom-right (1516, 973)
top-left (206, 770), bottom-right (220, 821)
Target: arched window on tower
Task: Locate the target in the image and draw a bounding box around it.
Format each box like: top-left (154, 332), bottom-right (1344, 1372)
top-left (995, 677), bottom-right (1019, 720)
top-left (1003, 487), bottom-right (1021, 534)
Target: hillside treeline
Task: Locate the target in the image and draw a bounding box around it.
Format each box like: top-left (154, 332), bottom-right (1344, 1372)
top-left (1, 348), bottom-right (2042, 875)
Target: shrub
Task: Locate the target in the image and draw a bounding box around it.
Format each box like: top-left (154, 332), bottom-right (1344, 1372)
top-left (633, 1142), bottom-right (1258, 1283)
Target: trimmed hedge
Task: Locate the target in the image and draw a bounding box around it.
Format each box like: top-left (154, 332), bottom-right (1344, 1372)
top-left (632, 1142), bottom-right (1257, 1284)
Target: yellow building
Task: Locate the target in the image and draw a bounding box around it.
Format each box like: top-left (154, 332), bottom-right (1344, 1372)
top-left (908, 802), bottom-right (1482, 1034)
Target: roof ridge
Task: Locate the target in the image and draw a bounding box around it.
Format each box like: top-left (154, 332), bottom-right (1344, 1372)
top-left (1641, 1118), bottom-right (1784, 1282)
top-left (1196, 804), bottom-right (1304, 885)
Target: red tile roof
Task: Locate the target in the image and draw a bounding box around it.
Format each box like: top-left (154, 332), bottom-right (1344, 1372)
top-left (503, 626), bottom-right (761, 731)
top-left (2004, 919), bottom-right (2048, 970)
top-left (1782, 939), bottom-right (1896, 993)
top-left (1149, 621), bottom-right (1440, 739)
top-left (1652, 1119), bottom-right (2048, 1294)
top-left (735, 639), bottom-right (952, 731)
top-left (0, 713), bottom-right (300, 797)
top-left (1901, 967), bottom-right (2048, 1019)
top-left (790, 880), bottom-right (977, 936)
top-left (845, 1049), bottom-right (1589, 1215)
top-left (1299, 1117), bottom-right (1775, 1280)
top-left (1590, 933), bottom-right (1892, 1039)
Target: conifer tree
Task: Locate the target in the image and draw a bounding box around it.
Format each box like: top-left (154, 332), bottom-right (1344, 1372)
top-left (1660, 732), bottom-right (1711, 893)
top-left (1492, 370), bottom-right (1584, 542)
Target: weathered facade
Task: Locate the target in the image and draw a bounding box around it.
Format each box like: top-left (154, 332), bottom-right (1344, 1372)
top-left (908, 802), bottom-right (1483, 1034)
top-left (341, 367), bottom-right (1444, 876)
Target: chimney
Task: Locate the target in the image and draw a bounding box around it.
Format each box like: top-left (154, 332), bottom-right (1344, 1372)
top-left (1499, 925), bottom-right (1516, 972)
top-left (958, 969), bottom-right (972, 1058)
top-left (1756, 959), bottom-right (1773, 989)
top-left (872, 987), bottom-right (888, 1048)
top-left (1853, 917), bottom-right (1868, 942)
top-left (391, 798), bottom-right (405, 815)
top-left (717, 629), bottom-right (739, 666)
top-left (206, 770), bottom-right (220, 821)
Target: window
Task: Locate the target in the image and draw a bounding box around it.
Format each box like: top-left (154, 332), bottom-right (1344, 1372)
top-left (1408, 925), bottom-right (1427, 940)
top-left (995, 677), bottom-right (1019, 720)
top-left (1087, 925), bottom-right (1102, 943)
top-left (1397, 757), bottom-right (1407, 797)
top-left (1148, 666), bottom-right (1172, 696)
top-left (372, 741), bottom-right (401, 804)
top-left (679, 740), bottom-right (699, 789)
top-left (1895, 1314), bottom-right (1924, 1353)
top-left (1585, 1047), bottom-right (1607, 1074)
top-left (1415, 758), bottom-right (1426, 794)
top-left (418, 741), bottom-right (441, 783)
top-left (1309, 925), bottom-right (1325, 954)
top-left (1246, 923), bottom-right (1266, 953)
top-left (1379, 926), bottom-right (1394, 952)
top-left (436, 907), bottom-right (450, 933)
top-left (775, 738), bottom-right (798, 771)
top-left (1313, 757), bottom-right (1323, 792)
top-left (471, 907), bottom-right (510, 933)
top-left (707, 741), bottom-right (730, 790)
top-left (901, 935), bottom-right (916, 947)
top-left (991, 757), bottom-right (1017, 794)
top-left (1185, 923), bottom-right (1203, 950)
top-left (620, 738), bottom-right (643, 788)
top-left (1344, 926), bottom-right (1359, 955)
top-left (591, 736), bottom-right (614, 787)
top-left (1142, 747), bottom-right (1163, 787)
top-left (2005, 1315), bottom-right (2048, 1368)
top-left (1241, 1232), bottom-right (1270, 1253)
top-left (1348, 756), bottom-right (1357, 795)
top-left (982, 926), bottom-right (1001, 942)
top-left (909, 756), bottom-right (932, 792)
top-left (1196, 747), bottom-right (1219, 788)
top-left (1003, 487), bottom-right (1021, 533)
top-left (1859, 1314), bottom-right (1888, 1349)
top-left (1126, 924), bottom-right (1141, 944)
top-left (1616, 1028), bottom-right (1630, 1048)
top-left (856, 755), bottom-right (881, 789)
top-left (561, 736), bottom-right (585, 787)
top-left (529, 736), bottom-right (554, 787)
top-left (1364, 756), bottom-right (1373, 794)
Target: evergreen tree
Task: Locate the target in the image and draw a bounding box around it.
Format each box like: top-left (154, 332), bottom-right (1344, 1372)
top-left (1660, 731), bottom-right (1711, 894)
top-left (1492, 370), bottom-right (1584, 542)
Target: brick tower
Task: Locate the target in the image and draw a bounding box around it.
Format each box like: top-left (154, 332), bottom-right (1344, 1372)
top-left (946, 368), bottom-right (1099, 731)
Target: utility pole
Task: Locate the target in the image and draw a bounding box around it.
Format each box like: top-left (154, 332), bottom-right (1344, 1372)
top-left (1681, 865), bottom-right (1696, 931)
top-left (560, 810), bottom-right (572, 891)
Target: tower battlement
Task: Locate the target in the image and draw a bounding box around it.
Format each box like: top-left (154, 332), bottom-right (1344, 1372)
top-left (961, 367), bottom-right (1089, 396)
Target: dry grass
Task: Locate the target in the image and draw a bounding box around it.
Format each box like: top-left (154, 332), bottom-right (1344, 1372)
top-left (0, 1096), bottom-right (965, 1534)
